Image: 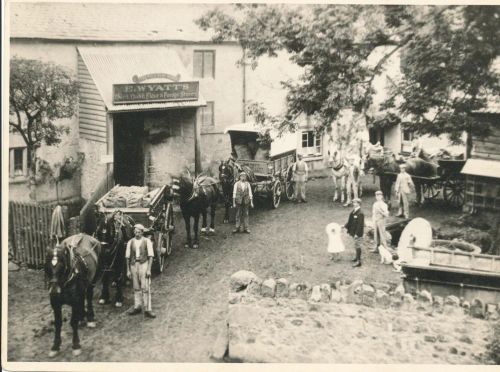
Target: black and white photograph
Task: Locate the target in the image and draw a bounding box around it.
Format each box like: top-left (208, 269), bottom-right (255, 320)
top-left (2, 1), bottom-right (500, 368)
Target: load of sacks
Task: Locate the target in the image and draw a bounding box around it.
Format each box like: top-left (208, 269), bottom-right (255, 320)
top-left (100, 186), bottom-right (161, 208)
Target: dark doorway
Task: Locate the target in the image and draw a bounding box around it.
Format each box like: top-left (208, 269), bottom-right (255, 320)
top-left (114, 113), bottom-right (145, 186)
top-left (369, 128), bottom-right (385, 146)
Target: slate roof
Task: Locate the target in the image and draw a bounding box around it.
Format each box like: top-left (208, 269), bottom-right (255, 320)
top-left (9, 2), bottom-right (230, 42)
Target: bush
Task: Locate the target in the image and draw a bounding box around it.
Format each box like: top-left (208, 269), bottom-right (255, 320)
top-left (486, 320), bottom-right (500, 364)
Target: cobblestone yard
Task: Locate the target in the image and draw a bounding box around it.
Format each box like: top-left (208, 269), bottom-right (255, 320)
top-left (7, 177), bottom-right (495, 363)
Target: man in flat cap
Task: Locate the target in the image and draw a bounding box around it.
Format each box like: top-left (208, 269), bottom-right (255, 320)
top-left (233, 172), bottom-right (254, 234)
top-left (126, 224), bottom-right (156, 318)
top-left (343, 198), bottom-right (365, 267)
top-left (292, 154), bottom-right (308, 203)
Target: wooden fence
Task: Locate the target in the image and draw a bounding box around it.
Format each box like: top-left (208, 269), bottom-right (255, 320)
top-left (9, 199), bottom-right (81, 268)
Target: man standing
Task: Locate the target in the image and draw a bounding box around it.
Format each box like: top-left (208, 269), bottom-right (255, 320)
top-left (370, 190), bottom-right (390, 253)
top-left (233, 172), bottom-right (254, 234)
top-left (343, 198), bottom-right (365, 267)
top-left (126, 224), bottom-right (156, 318)
top-left (395, 164), bottom-right (414, 219)
top-left (293, 154), bottom-right (309, 203)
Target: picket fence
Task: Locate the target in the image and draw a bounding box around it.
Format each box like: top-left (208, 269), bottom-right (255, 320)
top-left (9, 199), bottom-right (81, 268)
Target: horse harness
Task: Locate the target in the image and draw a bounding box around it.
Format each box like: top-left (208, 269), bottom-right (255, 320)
top-left (56, 235), bottom-right (98, 288)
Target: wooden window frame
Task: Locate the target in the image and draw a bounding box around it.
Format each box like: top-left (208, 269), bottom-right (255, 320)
top-left (301, 131), bottom-right (322, 155)
top-left (200, 101), bottom-right (215, 127)
top-left (9, 147), bottom-right (28, 180)
top-left (193, 50), bottom-right (216, 79)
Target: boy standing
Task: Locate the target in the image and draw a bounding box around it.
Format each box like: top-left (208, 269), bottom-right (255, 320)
top-left (394, 164), bottom-right (414, 219)
top-left (343, 198), bottom-right (365, 268)
top-left (126, 224), bottom-right (156, 318)
top-left (371, 190), bottom-right (390, 253)
top-left (233, 172), bottom-right (254, 234)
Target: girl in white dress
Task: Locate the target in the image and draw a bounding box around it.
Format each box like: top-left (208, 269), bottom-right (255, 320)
top-left (325, 222), bottom-right (345, 261)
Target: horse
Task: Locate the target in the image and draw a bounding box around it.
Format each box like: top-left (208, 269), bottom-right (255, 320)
top-left (45, 233), bottom-right (101, 357)
top-left (328, 147), bottom-right (350, 204)
top-left (172, 172), bottom-right (220, 249)
top-left (94, 210), bottom-right (134, 308)
top-left (218, 158), bottom-right (256, 223)
top-left (364, 148), bottom-right (438, 208)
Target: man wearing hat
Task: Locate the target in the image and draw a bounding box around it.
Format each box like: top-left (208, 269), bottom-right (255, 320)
top-left (371, 190), bottom-right (390, 253)
top-left (125, 224), bottom-right (156, 318)
top-left (395, 164), bottom-right (414, 219)
top-left (343, 198), bottom-right (365, 267)
top-left (233, 172), bottom-right (254, 233)
top-left (292, 154), bottom-right (309, 203)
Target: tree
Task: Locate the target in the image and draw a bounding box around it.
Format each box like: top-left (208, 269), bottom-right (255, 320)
top-left (9, 57), bottom-right (79, 181)
top-left (197, 5), bottom-right (500, 153)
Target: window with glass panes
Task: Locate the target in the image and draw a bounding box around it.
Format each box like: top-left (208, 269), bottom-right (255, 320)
top-left (403, 129), bottom-right (414, 142)
top-left (200, 102), bottom-right (214, 126)
top-left (301, 131), bottom-right (321, 154)
top-left (193, 51), bottom-right (215, 78)
top-left (9, 147), bottom-right (27, 177)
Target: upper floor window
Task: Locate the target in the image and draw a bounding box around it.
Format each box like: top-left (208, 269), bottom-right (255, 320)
top-left (193, 51), bottom-right (215, 78)
top-left (301, 131), bottom-right (322, 155)
top-left (9, 147), bottom-right (28, 178)
top-left (199, 101), bottom-right (215, 127)
top-left (403, 129), bottom-right (414, 142)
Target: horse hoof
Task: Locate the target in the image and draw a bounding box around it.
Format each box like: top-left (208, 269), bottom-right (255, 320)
top-left (87, 321), bottom-right (96, 328)
top-left (201, 228), bottom-right (207, 233)
top-left (115, 302), bottom-right (123, 308)
top-left (192, 244), bottom-right (199, 249)
top-left (209, 228), bottom-right (215, 234)
top-left (49, 350), bottom-right (59, 358)
top-left (223, 220), bottom-right (229, 224)
top-left (72, 348), bottom-right (82, 356)
top-left (184, 244), bottom-right (190, 249)
top-left (98, 299), bottom-right (106, 305)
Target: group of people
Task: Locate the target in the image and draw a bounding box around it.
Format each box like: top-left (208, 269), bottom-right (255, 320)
top-left (327, 163), bottom-right (415, 268)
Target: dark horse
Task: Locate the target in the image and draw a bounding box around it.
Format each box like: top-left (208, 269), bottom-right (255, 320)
top-left (218, 158), bottom-right (256, 223)
top-left (45, 233), bottom-right (101, 357)
top-left (94, 210), bottom-right (134, 308)
top-left (364, 149), bottom-right (438, 208)
top-left (173, 172), bottom-right (220, 248)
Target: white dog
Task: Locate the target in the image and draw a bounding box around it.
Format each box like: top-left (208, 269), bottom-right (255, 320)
top-left (378, 245), bottom-right (395, 264)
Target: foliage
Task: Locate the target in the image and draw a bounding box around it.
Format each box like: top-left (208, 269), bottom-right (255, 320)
top-left (196, 5), bottom-right (500, 149)
top-left (9, 56), bottom-right (79, 176)
top-left (34, 153), bottom-right (85, 185)
top-left (485, 320), bottom-right (500, 364)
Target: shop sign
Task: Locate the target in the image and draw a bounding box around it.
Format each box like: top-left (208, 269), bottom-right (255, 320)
top-left (112, 81), bottom-right (199, 104)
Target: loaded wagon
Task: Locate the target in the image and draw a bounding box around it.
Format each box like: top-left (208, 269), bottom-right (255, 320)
top-left (95, 184), bottom-right (175, 272)
top-left (224, 123), bottom-right (297, 208)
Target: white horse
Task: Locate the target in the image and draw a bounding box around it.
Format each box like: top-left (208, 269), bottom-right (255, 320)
top-left (328, 147), bottom-right (350, 203)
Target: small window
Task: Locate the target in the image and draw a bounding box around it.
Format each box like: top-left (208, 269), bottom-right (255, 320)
top-left (403, 129), bottom-right (414, 142)
top-left (301, 131), bottom-right (321, 155)
top-left (200, 102), bottom-right (214, 126)
top-left (10, 147), bottom-right (27, 178)
top-left (193, 51), bottom-right (215, 78)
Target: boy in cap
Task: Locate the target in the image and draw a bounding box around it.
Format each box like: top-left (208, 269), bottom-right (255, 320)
top-left (126, 224), bottom-right (156, 318)
top-left (233, 172), bottom-right (254, 233)
top-left (394, 164), bottom-right (414, 219)
top-left (370, 190), bottom-right (390, 253)
top-left (343, 198), bottom-right (365, 267)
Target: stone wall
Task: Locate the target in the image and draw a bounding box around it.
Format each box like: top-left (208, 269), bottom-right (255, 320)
top-left (211, 270), bottom-right (500, 363)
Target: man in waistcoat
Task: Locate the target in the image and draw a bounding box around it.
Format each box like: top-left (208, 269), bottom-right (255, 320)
top-left (293, 154), bottom-right (309, 203)
top-left (233, 172), bottom-right (254, 234)
top-left (126, 224), bottom-right (156, 318)
top-left (343, 198), bottom-right (365, 268)
top-left (395, 164), bottom-right (414, 219)
top-left (370, 190), bottom-right (390, 253)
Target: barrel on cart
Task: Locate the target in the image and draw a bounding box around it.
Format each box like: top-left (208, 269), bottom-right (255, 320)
top-left (95, 184), bottom-right (175, 272)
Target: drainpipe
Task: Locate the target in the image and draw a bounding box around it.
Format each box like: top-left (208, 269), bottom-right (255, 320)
top-left (242, 48), bottom-right (246, 123)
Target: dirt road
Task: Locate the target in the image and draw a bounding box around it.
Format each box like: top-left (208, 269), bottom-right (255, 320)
top-left (8, 177), bottom-right (466, 362)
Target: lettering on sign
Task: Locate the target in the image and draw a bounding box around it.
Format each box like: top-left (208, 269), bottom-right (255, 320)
top-left (113, 81), bottom-right (199, 104)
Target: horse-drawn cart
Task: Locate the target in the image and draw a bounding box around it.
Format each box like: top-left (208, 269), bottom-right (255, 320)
top-left (224, 124), bottom-right (296, 208)
top-left (95, 184), bottom-right (175, 272)
top-left (383, 159), bottom-right (466, 208)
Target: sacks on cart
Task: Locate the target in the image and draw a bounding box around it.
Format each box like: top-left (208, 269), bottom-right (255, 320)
top-left (100, 186), bottom-right (161, 208)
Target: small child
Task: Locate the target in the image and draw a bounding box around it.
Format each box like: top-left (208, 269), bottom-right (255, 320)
top-left (325, 222), bottom-right (345, 262)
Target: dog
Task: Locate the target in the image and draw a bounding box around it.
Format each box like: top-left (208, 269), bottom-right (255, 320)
top-left (379, 245), bottom-right (399, 265)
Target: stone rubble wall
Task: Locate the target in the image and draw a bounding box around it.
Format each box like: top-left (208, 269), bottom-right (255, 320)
top-left (210, 270), bottom-right (500, 363)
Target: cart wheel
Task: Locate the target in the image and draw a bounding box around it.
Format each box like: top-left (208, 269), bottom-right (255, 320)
top-left (271, 180), bottom-right (282, 209)
top-left (421, 183), bottom-right (440, 201)
top-left (443, 177), bottom-right (465, 208)
top-left (285, 179), bottom-right (294, 200)
top-left (164, 203), bottom-right (174, 256)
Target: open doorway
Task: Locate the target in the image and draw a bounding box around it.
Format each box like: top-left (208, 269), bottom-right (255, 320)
top-left (113, 112), bottom-right (145, 186)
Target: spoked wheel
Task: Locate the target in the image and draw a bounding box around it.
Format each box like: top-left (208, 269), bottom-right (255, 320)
top-left (421, 182), bottom-right (440, 202)
top-left (443, 176), bottom-right (465, 208)
top-left (157, 203), bottom-right (175, 273)
top-left (271, 180), bottom-right (282, 209)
